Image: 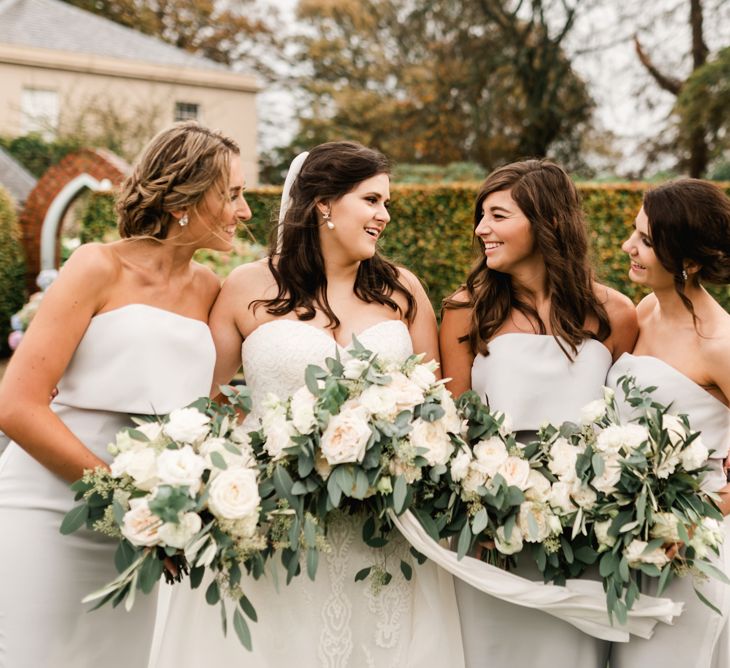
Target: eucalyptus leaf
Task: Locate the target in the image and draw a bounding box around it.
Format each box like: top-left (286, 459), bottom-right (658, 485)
top-left (233, 607), bottom-right (253, 650)
top-left (60, 504), bottom-right (89, 535)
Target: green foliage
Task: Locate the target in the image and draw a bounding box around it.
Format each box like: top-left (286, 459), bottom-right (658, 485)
top-left (79, 192), bottom-right (118, 244)
top-left (0, 187), bottom-right (27, 357)
top-left (243, 183), bottom-right (730, 314)
top-left (0, 133), bottom-right (81, 178)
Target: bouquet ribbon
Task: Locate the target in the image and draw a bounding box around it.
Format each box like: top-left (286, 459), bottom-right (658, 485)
top-left (390, 509), bottom-right (684, 642)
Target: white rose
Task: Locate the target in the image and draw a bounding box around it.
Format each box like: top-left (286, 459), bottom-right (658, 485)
top-left (495, 525), bottom-right (524, 555)
top-left (227, 513), bottom-right (259, 539)
top-left (473, 437), bottom-right (509, 477)
top-left (163, 408), bottom-right (211, 444)
top-left (199, 436), bottom-right (254, 476)
top-left (548, 438), bottom-right (581, 481)
top-left (581, 399), bottom-right (607, 425)
top-left (496, 456), bottom-right (532, 491)
top-left (121, 498), bottom-right (160, 547)
top-left (359, 384), bottom-right (399, 419)
top-left (591, 455), bottom-right (622, 495)
top-left (208, 467), bottom-right (260, 520)
top-left (320, 403), bottom-right (371, 465)
top-left (435, 388), bottom-right (462, 433)
top-left (548, 481), bottom-right (577, 514)
top-left (624, 539), bottom-right (670, 568)
top-left (409, 418), bottom-right (454, 466)
top-left (134, 421), bottom-right (164, 443)
top-left (461, 466), bottom-right (488, 495)
top-left (263, 414), bottom-right (295, 461)
top-left (517, 501), bottom-right (554, 542)
top-left (110, 446), bottom-right (159, 491)
top-left (525, 469), bottom-right (551, 503)
top-left (156, 445), bottom-right (206, 495)
top-left (450, 446), bottom-right (472, 482)
top-left (662, 413), bottom-right (687, 446)
top-left (230, 423), bottom-right (252, 445)
top-left (650, 512), bottom-right (681, 542)
top-left (596, 424), bottom-right (648, 455)
top-left (388, 372), bottom-right (425, 411)
top-left (157, 512), bottom-right (203, 549)
top-left (409, 363), bottom-right (437, 391)
top-left (594, 519), bottom-right (617, 551)
top-left (290, 386), bottom-right (318, 434)
top-left (656, 449), bottom-right (681, 479)
top-left (570, 479), bottom-right (598, 510)
top-left (680, 436), bottom-right (708, 471)
top-left (343, 358), bottom-right (369, 380)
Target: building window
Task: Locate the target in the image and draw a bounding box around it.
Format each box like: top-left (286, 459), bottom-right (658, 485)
top-left (175, 102), bottom-right (200, 122)
top-left (21, 88), bottom-right (59, 137)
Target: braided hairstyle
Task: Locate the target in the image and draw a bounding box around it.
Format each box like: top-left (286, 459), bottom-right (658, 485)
top-left (116, 121), bottom-right (239, 239)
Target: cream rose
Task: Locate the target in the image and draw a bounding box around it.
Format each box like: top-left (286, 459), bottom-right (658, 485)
top-left (121, 498), bottom-right (160, 547)
top-left (596, 424), bottom-right (648, 455)
top-left (163, 408), bottom-right (211, 444)
top-left (110, 446), bottom-right (159, 491)
top-left (650, 512), bottom-right (681, 542)
top-left (208, 467), bottom-right (260, 520)
top-left (580, 399), bottom-right (607, 425)
top-left (320, 403), bottom-right (371, 465)
top-left (409, 363), bottom-right (438, 391)
top-left (548, 438), bottom-right (581, 481)
top-left (450, 446), bottom-right (472, 482)
top-left (263, 414), bottom-right (295, 461)
top-left (495, 525), bottom-right (524, 555)
top-left (473, 437), bottom-right (509, 477)
top-left (570, 479), bottom-right (598, 510)
top-left (662, 413), bottom-right (687, 446)
top-left (388, 372), bottom-right (425, 411)
top-left (290, 386), bottom-right (318, 434)
top-left (524, 469), bottom-right (551, 503)
top-left (342, 358), bottom-right (369, 380)
top-left (157, 512), bottom-right (203, 549)
top-left (517, 501), bottom-right (555, 543)
top-left (680, 436), bottom-right (708, 471)
top-left (594, 519), bottom-right (617, 551)
top-left (496, 456), bottom-right (532, 491)
top-left (624, 539), bottom-right (670, 568)
top-left (409, 418), bottom-right (454, 466)
top-left (156, 445), bottom-right (206, 494)
top-left (591, 455), bottom-right (622, 495)
top-left (548, 481), bottom-right (577, 514)
top-left (461, 466), bottom-right (488, 495)
top-left (359, 384), bottom-right (399, 419)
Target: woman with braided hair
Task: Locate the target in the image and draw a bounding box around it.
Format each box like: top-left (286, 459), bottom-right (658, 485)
top-left (0, 121), bottom-right (251, 667)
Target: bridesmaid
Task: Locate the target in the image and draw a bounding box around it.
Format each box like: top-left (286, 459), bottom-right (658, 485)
top-left (440, 159), bottom-right (637, 668)
top-left (606, 179), bottom-right (730, 667)
top-left (0, 122), bottom-right (251, 667)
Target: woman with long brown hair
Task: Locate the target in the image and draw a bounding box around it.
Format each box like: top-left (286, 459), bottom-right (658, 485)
top-left (440, 159), bottom-right (637, 667)
top-left (154, 141), bottom-right (464, 667)
top-left (0, 121), bottom-right (251, 667)
top-left (606, 179), bottom-right (730, 667)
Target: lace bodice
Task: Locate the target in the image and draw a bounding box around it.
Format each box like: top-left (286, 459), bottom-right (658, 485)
top-left (607, 353), bottom-right (730, 492)
top-left (54, 304), bottom-right (215, 415)
top-left (241, 319), bottom-right (413, 418)
top-left (471, 333), bottom-right (613, 431)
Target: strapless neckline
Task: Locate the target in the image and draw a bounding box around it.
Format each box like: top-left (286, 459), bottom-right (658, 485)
top-left (91, 303), bottom-right (209, 328)
top-left (615, 353), bottom-right (729, 414)
top-left (243, 318), bottom-right (409, 351)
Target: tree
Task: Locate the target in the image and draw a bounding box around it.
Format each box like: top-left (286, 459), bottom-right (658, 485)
top-left (286, 0), bottom-right (593, 171)
top-left (62, 0), bottom-right (280, 75)
top-left (634, 0), bottom-right (711, 176)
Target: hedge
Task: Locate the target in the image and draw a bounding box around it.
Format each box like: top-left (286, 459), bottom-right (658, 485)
top-left (243, 183), bottom-right (730, 314)
top-left (65, 183), bottom-right (730, 315)
top-left (0, 187), bottom-right (27, 356)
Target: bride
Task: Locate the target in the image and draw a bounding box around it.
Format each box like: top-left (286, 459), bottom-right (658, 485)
top-left (154, 141), bottom-right (464, 667)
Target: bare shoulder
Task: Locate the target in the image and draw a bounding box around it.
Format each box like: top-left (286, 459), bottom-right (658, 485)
top-left (595, 282), bottom-right (636, 323)
top-left (396, 266), bottom-right (426, 295)
top-left (221, 258), bottom-right (276, 301)
top-left (445, 287), bottom-right (471, 306)
top-left (635, 293), bottom-right (657, 320)
top-left (61, 242), bottom-right (120, 282)
top-left (190, 262), bottom-right (221, 305)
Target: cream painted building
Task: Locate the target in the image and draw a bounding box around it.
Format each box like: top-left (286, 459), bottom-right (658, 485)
top-left (0, 0), bottom-right (259, 183)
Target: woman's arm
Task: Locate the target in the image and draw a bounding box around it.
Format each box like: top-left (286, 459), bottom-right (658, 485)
top-left (439, 291), bottom-right (474, 397)
top-left (600, 285), bottom-right (639, 360)
top-left (0, 245), bottom-right (114, 482)
top-left (399, 269), bottom-right (440, 370)
top-left (705, 337), bottom-right (730, 516)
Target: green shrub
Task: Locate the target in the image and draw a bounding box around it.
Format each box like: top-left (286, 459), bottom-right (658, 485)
top-left (243, 182), bottom-right (730, 314)
top-left (0, 187), bottom-right (27, 357)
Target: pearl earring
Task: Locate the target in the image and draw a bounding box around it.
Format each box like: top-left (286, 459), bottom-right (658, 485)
top-left (324, 211), bottom-right (334, 230)
top-left (179, 214), bottom-right (189, 227)
top-left (681, 269), bottom-right (688, 281)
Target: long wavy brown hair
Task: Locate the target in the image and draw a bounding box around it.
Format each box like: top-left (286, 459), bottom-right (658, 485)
top-left (255, 141), bottom-right (416, 327)
top-left (444, 159), bottom-right (610, 358)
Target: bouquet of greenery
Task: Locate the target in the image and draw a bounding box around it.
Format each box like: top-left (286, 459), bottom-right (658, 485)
top-left (250, 338), bottom-right (463, 586)
top-left (535, 376), bottom-right (727, 623)
top-left (61, 388), bottom-right (285, 649)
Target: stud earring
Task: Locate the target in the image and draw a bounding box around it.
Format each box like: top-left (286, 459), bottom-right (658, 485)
top-left (324, 211), bottom-right (334, 230)
top-left (179, 214), bottom-right (189, 227)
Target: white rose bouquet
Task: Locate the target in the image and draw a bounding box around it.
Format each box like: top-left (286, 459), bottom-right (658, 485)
top-left (249, 338), bottom-right (462, 586)
top-left (413, 391), bottom-right (561, 568)
top-left (536, 376), bottom-right (728, 623)
top-left (61, 388), bottom-right (277, 649)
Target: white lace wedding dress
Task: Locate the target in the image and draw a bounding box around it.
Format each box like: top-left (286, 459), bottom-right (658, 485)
top-left (154, 319), bottom-right (464, 668)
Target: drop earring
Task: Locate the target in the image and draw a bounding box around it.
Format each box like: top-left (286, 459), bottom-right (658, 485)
top-left (324, 210), bottom-right (334, 230)
top-left (682, 269), bottom-right (688, 281)
top-left (179, 213), bottom-right (189, 227)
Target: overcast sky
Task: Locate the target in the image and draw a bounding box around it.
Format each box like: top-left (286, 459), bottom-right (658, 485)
top-left (255, 0), bottom-right (730, 176)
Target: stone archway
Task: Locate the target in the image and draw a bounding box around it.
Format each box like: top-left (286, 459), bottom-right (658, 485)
top-left (19, 148), bottom-right (130, 291)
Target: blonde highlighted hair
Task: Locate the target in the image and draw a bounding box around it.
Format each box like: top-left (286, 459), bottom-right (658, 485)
top-left (116, 121), bottom-right (239, 239)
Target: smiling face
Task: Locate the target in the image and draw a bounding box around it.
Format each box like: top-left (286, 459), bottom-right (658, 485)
top-left (188, 153), bottom-right (251, 252)
top-left (474, 188), bottom-right (540, 275)
top-left (622, 206), bottom-right (674, 290)
top-left (319, 173), bottom-right (391, 262)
